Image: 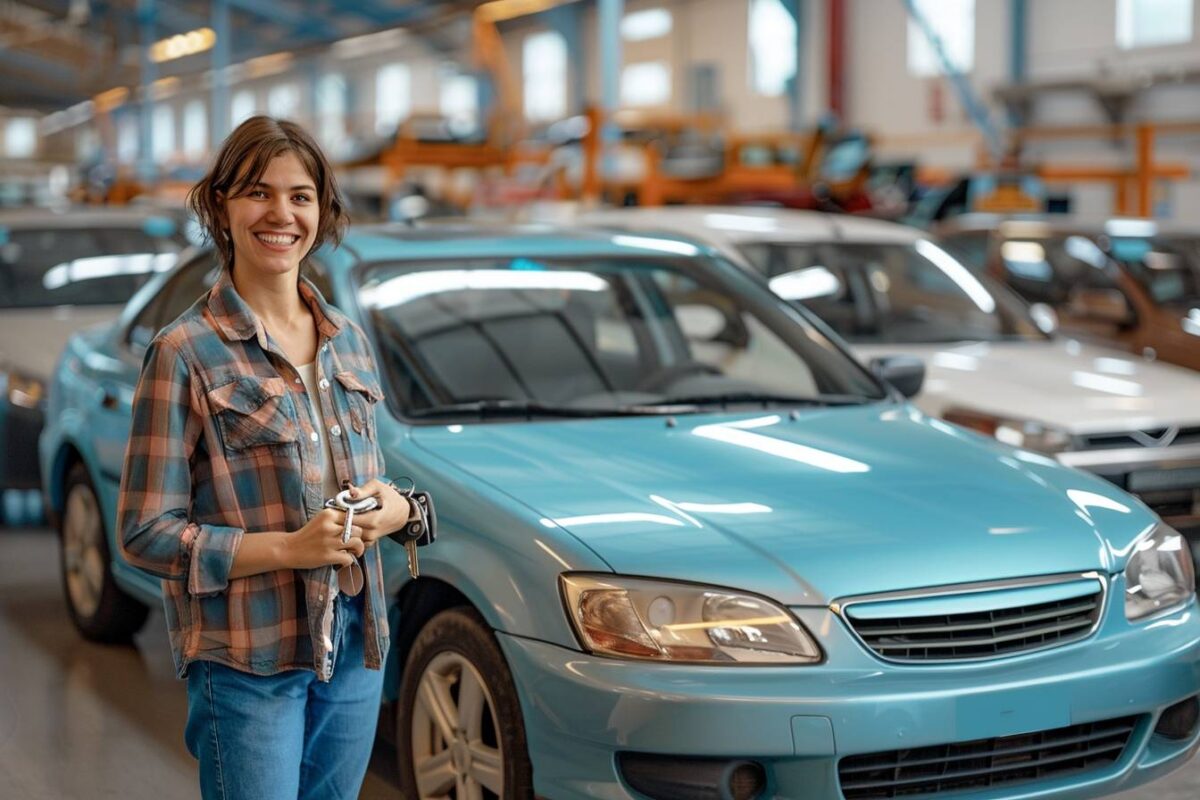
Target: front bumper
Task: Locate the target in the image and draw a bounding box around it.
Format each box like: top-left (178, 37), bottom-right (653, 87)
top-left (1059, 442), bottom-right (1200, 533)
top-left (499, 595), bottom-right (1200, 800)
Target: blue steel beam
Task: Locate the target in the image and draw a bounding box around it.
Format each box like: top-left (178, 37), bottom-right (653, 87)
top-left (901, 0), bottom-right (1003, 161)
top-left (598, 0), bottom-right (622, 176)
top-left (211, 0), bottom-right (231, 144)
top-left (780, 0), bottom-right (807, 132)
top-left (1009, 0), bottom-right (1027, 126)
top-left (138, 0), bottom-right (158, 182)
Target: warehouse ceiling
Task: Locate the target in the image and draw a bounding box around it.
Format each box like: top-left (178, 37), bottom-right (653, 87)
top-left (0, 0), bottom-right (482, 112)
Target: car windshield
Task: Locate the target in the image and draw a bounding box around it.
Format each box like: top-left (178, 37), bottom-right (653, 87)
top-left (737, 240), bottom-right (1045, 344)
top-left (0, 222), bottom-right (186, 309)
top-left (1109, 235), bottom-right (1200, 308)
top-left (355, 253), bottom-right (887, 419)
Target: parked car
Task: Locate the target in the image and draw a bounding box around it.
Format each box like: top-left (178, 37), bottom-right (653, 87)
top-left (40, 225), bottom-right (1200, 800)
top-left (0, 207), bottom-right (190, 524)
top-left (583, 207), bottom-right (1200, 536)
top-left (937, 214), bottom-right (1200, 372)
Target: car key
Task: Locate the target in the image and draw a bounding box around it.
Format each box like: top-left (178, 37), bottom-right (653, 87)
top-left (323, 489), bottom-right (380, 595)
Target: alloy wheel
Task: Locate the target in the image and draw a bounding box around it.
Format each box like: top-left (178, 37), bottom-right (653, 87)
top-left (410, 651), bottom-right (505, 800)
top-left (62, 482), bottom-right (104, 620)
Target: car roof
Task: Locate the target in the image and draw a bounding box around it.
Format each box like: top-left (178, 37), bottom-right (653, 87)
top-left (942, 213), bottom-right (1200, 240)
top-left (579, 206), bottom-right (926, 246)
top-left (0, 206), bottom-right (182, 229)
top-left (337, 222), bottom-right (719, 263)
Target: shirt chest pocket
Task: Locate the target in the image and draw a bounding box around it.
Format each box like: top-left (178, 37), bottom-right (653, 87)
top-left (206, 375), bottom-right (298, 452)
top-left (334, 370), bottom-right (383, 440)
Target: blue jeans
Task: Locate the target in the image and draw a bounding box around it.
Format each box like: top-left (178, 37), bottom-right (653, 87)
top-left (184, 592), bottom-right (384, 800)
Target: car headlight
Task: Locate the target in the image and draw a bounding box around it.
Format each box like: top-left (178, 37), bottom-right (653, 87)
top-left (2, 369), bottom-right (45, 409)
top-left (559, 574), bottom-right (822, 664)
top-left (943, 408), bottom-right (1072, 454)
top-left (1125, 524), bottom-right (1196, 621)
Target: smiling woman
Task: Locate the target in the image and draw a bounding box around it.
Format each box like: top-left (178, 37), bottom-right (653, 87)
top-left (119, 116), bottom-right (413, 800)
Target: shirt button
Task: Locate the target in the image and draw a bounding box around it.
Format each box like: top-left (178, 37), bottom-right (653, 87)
top-left (319, 379), bottom-right (329, 391)
top-left (310, 431), bottom-right (320, 443)
top-left (330, 424), bottom-right (341, 436)
top-left (322, 343), bottom-right (329, 353)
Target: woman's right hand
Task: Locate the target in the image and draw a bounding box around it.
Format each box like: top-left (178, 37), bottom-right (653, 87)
top-left (284, 508), bottom-right (365, 569)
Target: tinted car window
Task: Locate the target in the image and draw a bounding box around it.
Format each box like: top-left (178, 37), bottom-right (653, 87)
top-left (999, 235), bottom-right (1120, 304)
top-left (1110, 236), bottom-right (1200, 308)
top-left (763, 241), bottom-right (1044, 344)
top-left (357, 255), bottom-right (885, 415)
top-left (0, 225), bottom-right (185, 309)
top-left (128, 255), bottom-right (332, 351)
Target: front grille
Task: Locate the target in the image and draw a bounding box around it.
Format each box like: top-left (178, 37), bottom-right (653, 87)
top-left (845, 591), bottom-right (1103, 661)
top-left (1078, 426), bottom-right (1200, 451)
top-left (838, 716), bottom-right (1138, 799)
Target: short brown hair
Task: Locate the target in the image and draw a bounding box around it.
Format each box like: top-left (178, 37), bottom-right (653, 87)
top-left (186, 115), bottom-right (348, 270)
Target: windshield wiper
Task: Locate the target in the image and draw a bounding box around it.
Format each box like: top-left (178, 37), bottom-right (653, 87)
top-left (409, 399), bottom-right (677, 420)
top-left (634, 391), bottom-right (877, 409)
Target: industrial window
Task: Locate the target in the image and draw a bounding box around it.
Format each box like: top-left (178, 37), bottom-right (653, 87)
top-left (4, 118), bottom-right (37, 158)
top-left (316, 73), bottom-right (346, 147)
top-left (524, 31), bottom-right (568, 122)
top-left (375, 63), bottom-right (411, 135)
top-left (182, 100), bottom-right (207, 157)
top-left (151, 105), bottom-right (175, 160)
top-left (621, 8), bottom-right (672, 41)
top-left (267, 83), bottom-right (300, 119)
top-left (621, 61), bottom-right (671, 106)
top-left (231, 89), bottom-right (256, 126)
top-left (748, 0), bottom-right (798, 96)
top-left (1117, 0), bottom-right (1193, 48)
top-left (117, 113), bottom-right (138, 163)
top-left (906, 0), bottom-right (975, 77)
top-left (440, 70), bottom-right (479, 127)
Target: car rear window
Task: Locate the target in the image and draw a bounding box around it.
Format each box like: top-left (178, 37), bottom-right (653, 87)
top-left (0, 225), bottom-right (184, 309)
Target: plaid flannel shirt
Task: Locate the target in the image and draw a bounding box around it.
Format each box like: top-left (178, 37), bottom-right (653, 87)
top-left (117, 268), bottom-right (389, 681)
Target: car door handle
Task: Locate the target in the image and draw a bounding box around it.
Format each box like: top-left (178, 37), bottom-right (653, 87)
top-left (98, 383), bottom-right (119, 410)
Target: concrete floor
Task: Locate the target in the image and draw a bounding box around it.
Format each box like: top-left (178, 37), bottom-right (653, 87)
top-left (1, 526), bottom-right (1198, 800)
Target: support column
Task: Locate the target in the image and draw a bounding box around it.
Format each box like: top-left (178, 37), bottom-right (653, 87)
top-left (210, 0), bottom-right (231, 144)
top-left (1008, 0), bottom-right (1027, 127)
top-left (597, 0), bottom-right (623, 186)
top-left (783, 0), bottom-right (807, 132)
top-left (827, 0), bottom-right (844, 120)
top-left (136, 0), bottom-right (157, 183)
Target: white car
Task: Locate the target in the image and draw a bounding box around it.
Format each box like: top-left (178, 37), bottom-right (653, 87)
top-left (584, 206), bottom-right (1200, 534)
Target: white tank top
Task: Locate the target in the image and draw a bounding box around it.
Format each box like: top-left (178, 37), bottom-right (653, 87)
top-left (296, 361), bottom-right (340, 500)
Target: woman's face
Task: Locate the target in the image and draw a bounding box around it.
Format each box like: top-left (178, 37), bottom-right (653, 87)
top-left (223, 151), bottom-right (320, 279)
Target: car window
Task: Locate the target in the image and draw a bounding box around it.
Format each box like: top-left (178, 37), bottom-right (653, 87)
top-left (999, 235), bottom-right (1120, 305)
top-left (1111, 236), bottom-right (1200, 308)
top-left (0, 225), bottom-right (185, 309)
top-left (357, 254), bottom-right (885, 416)
top-left (938, 231), bottom-right (989, 272)
top-left (766, 241), bottom-right (1044, 344)
top-left (127, 256), bottom-right (333, 352)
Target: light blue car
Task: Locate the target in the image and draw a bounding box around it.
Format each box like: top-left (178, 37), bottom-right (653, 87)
top-left (39, 225), bottom-right (1200, 800)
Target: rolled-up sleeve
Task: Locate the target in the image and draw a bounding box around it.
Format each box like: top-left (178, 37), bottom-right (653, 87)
top-left (116, 335), bottom-right (243, 596)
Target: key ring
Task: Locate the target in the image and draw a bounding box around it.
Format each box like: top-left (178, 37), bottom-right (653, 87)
top-left (387, 476), bottom-right (416, 498)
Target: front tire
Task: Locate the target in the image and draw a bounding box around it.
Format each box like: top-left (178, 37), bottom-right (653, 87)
top-left (398, 606), bottom-right (534, 800)
top-left (59, 463), bottom-right (149, 642)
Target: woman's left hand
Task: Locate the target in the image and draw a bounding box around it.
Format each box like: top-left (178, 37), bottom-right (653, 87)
top-left (345, 480), bottom-right (413, 545)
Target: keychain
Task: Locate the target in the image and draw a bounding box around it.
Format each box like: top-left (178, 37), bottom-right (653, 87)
top-left (323, 488), bottom-right (379, 596)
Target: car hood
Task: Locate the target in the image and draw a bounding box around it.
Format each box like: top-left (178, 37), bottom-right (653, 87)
top-left (0, 305), bottom-right (123, 381)
top-left (853, 338), bottom-right (1200, 435)
top-left (410, 406), bottom-right (1152, 605)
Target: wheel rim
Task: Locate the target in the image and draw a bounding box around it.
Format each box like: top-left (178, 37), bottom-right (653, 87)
top-left (411, 652), bottom-right (505, 800)
top-left (62, 482), bottom-right (104, 620)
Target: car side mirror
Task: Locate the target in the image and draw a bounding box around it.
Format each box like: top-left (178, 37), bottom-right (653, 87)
top-left (1068, 288), bottom-right (1134, 326)
top-left (869, 356), bottom-right (925, 398)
